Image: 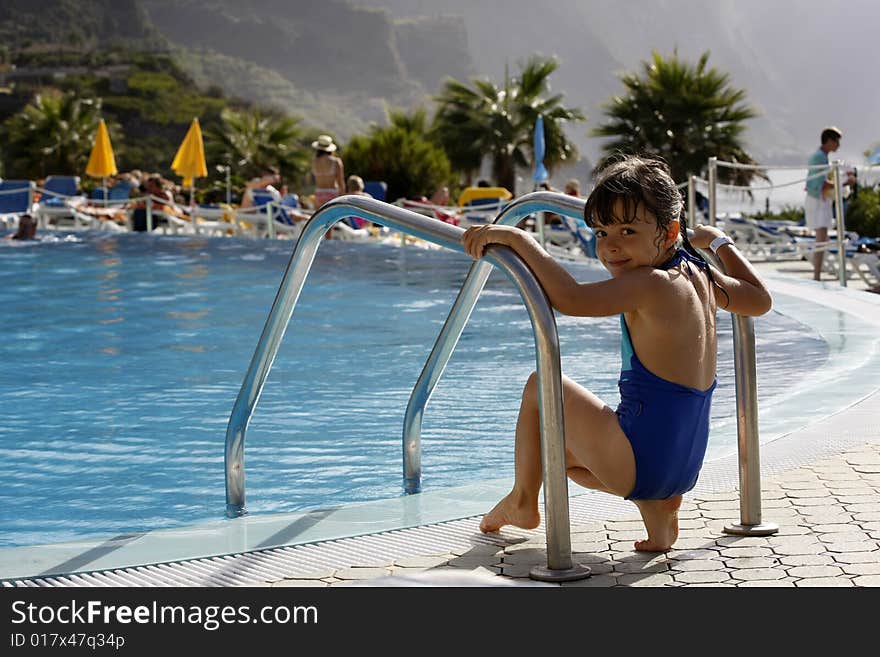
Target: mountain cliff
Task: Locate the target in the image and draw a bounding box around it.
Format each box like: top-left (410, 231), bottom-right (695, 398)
top-left (354, 0), bottom-right (880, 164)
top-left (3, 0), bottom-right (876, 165)
top-left (0, 0), bottom-right (475, 142)
top-left (0, 0), bottom-right (160, 49)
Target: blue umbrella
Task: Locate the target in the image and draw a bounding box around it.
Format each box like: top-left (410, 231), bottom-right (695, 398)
top-left (868, 145), bottom-right (880, 165)
top-left (532, 114), bottom-right (549, 185)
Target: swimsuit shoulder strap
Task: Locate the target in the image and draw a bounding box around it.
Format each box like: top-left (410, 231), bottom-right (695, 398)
top-left (657, 248), bottom-right (708, 272)
top-left (620, 315), bottom-right (635, 372)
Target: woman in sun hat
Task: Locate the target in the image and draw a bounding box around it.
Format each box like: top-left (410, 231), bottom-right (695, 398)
top-left (311, 134), bottom-right (345, 208)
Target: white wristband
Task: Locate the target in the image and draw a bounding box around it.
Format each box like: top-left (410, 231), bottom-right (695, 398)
top-left (709, 235), bottom-right (734, 254)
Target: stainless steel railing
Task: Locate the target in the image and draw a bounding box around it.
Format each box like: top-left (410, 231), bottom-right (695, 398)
top-left (224, 194), bottom-right (591, 582)
top-left (699, 250), bottom-right (778, 537)
top-left (402, 191), bottom-right (589, 493)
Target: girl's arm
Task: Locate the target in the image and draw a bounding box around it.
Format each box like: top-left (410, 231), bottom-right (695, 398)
top-left (690, 224), bottom-right (772, 316)
top-left (461, 224), bottom-right (662, 316)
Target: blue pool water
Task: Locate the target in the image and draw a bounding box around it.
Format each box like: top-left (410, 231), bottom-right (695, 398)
top-left (0, 232), bottom-right (827, 547)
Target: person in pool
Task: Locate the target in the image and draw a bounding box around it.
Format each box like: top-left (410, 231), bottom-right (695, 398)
top-left (461, 155), bottom-right (772, 551)
top-left (8, 214), bottom-right (37, 240)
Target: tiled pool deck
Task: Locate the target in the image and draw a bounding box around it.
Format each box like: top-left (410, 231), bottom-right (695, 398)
top-left (3, 261), bottom-right (879, 587)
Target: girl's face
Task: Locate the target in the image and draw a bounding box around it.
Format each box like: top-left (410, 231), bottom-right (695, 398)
top-left (593, 199), bottom-right (678, 277)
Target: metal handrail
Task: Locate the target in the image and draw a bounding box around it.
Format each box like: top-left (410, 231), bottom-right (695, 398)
top-left (700, 250), bottom-right (778, 537)
top-left (402, 191), bottom-right (588, 493)
top-left (223, 194), bottom-right (590, 582)
top-left (708, 156), bottom-right (717, 227)
top-left (831, 160), bottom-right (848, 287)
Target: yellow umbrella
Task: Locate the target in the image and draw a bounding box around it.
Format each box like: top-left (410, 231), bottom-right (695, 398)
top-left (171, 118), bottom-right (208, 206)
top-left (85, 119), bottom-right (117, 204)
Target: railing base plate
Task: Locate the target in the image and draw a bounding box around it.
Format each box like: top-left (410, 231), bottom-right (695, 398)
top-left (722, 522), bottom-right (779, 536)
top-left (225, 504), bottom-right (247, 519)
top-left (529, 563), bottom-right (592, 582)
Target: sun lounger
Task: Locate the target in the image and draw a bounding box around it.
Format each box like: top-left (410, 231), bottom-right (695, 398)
top-left (34, 176), bottom-right (86, 227)
top-left (718, 215), bottom-right (809, 261)
top-left (364, 181), bottom-right (387, 202)
top-left (43, 175), bottom-right (80, 199)
top-left (68, 200), bottom-right (131, 230)
top-left (0, 180), bottom-right (35, 229)
top-left (816, 241), bottom-right (866, 282)
top-left (457, 186), bottom-right (512, 226)
top-left (559, 216), bottom-right (597, 258)
top-left (395, 198), bottom-right (462, 225)
top-left (852, 252), bottom-right (880, 288)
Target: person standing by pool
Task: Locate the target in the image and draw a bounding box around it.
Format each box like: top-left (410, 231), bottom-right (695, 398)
top-left (804, 126), bottom-right (855, 281)
top-left (461, 155), bottom-right (772, 551)
top-left (311, 134), bottom-right (345, 208)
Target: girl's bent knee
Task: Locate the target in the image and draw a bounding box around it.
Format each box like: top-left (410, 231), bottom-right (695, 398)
top-left (522, 371), bottom-right (539, 406)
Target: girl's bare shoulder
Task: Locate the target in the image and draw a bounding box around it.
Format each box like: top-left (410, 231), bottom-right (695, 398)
top-left (635, 264), bottom-right (712, 313)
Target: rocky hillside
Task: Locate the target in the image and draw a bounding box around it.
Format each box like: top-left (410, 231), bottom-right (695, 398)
top-left (0, 0), bottom-right (161, 50)
top-left (139, 1), bottom-right (474, 121)
top-left (7, 0), bottom-right (874, 166)
top-left (354, 0), bottom-right (880, 164)
top-left (0, 0), bottom-right (475, 142)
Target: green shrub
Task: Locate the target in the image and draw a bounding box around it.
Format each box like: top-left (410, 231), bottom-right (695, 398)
top-left (846, 184), bottom-right (880, 238)
top-left (344, 124), bottom-right (453, 201)
top-left (747, 204), bottom-right (804, 224)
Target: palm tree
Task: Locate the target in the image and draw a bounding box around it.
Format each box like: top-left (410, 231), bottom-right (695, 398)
top-left (206, 108), bottom-right (309, 187)
top-left (387, 106), bottom-right (430, 134)
top-left (1, 90), bottom-right (106, 179)
top-left (432, 56), bottom-right (585, 191)
top-left (592, 51), bottom-right (762, 185)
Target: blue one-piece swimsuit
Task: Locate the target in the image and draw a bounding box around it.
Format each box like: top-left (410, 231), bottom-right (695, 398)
top-left (617, 249), bottom-right (716, 500)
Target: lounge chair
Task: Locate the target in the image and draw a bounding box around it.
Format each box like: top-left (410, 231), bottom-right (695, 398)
top-left (717, 215), bottom-right (810, 261)
top-left (89, 181), bottom-right (134, 203)
top-left (245, 192), bottom-right (310, 238)
top-left (68, 201), bottom-right (131, 230)
top-left (34, 175), bottom-right (85, 227)
top-left (40, 176), bottom-right (83, 205)
top-left (332, 221), bottom-right (372, 242)
top-left (852, 252), bottom-right (880, 288)
top-left (109, 181), bottom-right (135, 201)
top-left (0, 180), bottom-right (35, 230)
top-left (559, 216), bottom-right (597, 258)
top-left (457, 186), bottom-right (512, 226)
top-left (363, 181), bottom-right (387, 202)
top-left (396, 198), bottom-right (462, 225)
top-left (816, 241), bottom-right (865, 282)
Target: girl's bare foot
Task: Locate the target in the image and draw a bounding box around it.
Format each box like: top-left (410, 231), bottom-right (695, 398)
top-left (479, 493), bottom-right (540, 533)
top-left (632, 496), bottom-right (681, 551)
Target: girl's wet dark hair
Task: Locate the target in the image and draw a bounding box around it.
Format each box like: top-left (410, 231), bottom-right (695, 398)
top-left (584, 155), bottom-right (729, 307)
top-left (584, 156), bottom-right (681, 238)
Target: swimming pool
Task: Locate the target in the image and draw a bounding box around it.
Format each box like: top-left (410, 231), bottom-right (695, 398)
top-left (0, 232), bottom-right (828, 548)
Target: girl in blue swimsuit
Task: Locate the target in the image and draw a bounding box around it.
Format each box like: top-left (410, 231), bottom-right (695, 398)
top-left (462, 156), bottom-right (772, 551)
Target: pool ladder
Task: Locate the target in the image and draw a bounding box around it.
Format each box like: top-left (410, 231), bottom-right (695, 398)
top-left (225, 192), bottom-right (776, 584)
